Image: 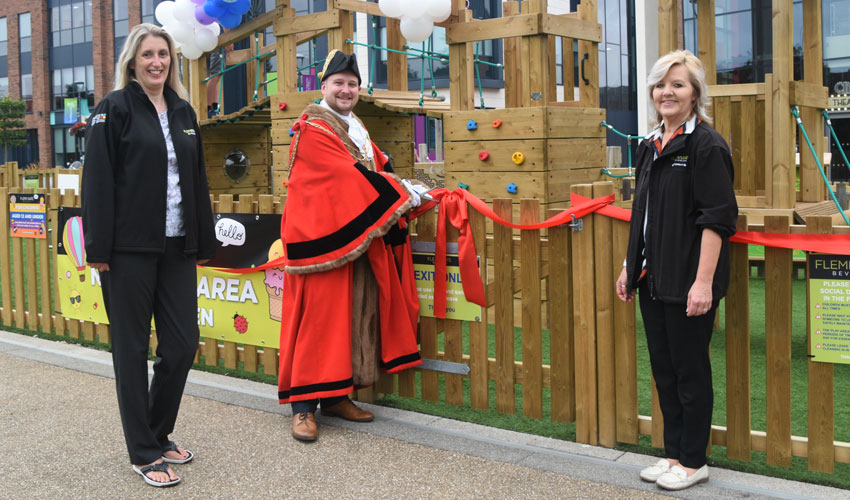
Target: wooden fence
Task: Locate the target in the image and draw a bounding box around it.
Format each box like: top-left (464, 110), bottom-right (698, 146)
top-left (1, 182), bottom-right (848, 474)
top-left (1, 162), bottom-right (82, 193)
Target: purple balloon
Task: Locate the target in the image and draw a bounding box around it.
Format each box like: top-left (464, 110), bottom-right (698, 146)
top-left (218, 12), bottom-right (241, 29)
top-left (204, 0), bottom-right (226, 18)
top-left (195, 4), bottom-right (216, 25)
top-left (190, 0), bottom-right (204, 5)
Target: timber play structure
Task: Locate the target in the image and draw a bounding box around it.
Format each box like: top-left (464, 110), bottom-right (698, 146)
top-left (2, 0), bottom-right (850, 480)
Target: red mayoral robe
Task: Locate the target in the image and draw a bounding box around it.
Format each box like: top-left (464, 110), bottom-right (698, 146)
top-left (278, 104), bottom-right (422, 404)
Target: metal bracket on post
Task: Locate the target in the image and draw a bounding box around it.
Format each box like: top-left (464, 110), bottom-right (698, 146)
top-left (530, 92), bottom-right (542, 101)
top-left (568, 214), bottom-right (583, 232)
top-left (620, 178), bottom-right (635, 201)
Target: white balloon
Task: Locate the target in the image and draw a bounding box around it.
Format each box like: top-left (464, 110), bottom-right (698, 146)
top-left (167, 21), bottom-right (195, 45)
top-left (399, 16), bottom-right (434, 43)
top-left (181, 41), bottom-right (203, 60)
top-left (173, 0), bottom-right (196, 24)
top-left (195, 27), bottom-right (218, 53)
top-left (155, 1), bottom-right (177, 26)
top-left (403, 2), bottom-right (427, 19)
top-left (208, 22), bottom-right (221, 37)
top-left (378, 0), bottom-right (403, 19)
top-left (426, 0), bottom-right (452, 22)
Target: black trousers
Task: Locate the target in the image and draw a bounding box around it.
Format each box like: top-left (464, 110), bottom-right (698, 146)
top-left (639, 281), bottom-right (715, 469)
top-left (291, 395), bottom-right (347, 415)
top-left (101, 238), bottom-right (199, 465)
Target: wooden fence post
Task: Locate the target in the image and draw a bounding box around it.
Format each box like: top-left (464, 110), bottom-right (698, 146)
top-left (592, 182), bottom-right (616, 447)
top-left (764, 214), bottom-right (792, 467)
top-left (520, 199), bottom-right (543, 418)
top-left (445, 222), bottom-right (464, 407)
top-left (0, 187), bottom-right (11, 327)
top-left (467, 205), bottom-right (489, 409)
top-left (571, 184), bottom-right (597, 445)
top-left (493, 199), bottom-right (516, 414)
top-left (417, 209), bottom-right (440, 402)
top-left (238, 195), bottom-right (258, 373)
top-left (726, 215), bottom-right (752, 461)
top-left (548, 208), bottom-right (575, 423)
top-left (612, 213), bottom-right (637, 444)
top-left (806, 216), bottom-right (834, 473)
top-left (218, 195), bottom-right (238, 370)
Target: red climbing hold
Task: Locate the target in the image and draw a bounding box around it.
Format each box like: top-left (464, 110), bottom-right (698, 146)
top-left (492, 120), bottom-right (502, 128)
top-left (478, 151), bottom-right (490, 161)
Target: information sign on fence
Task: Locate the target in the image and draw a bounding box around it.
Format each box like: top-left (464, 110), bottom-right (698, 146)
top-left (411, 241), bottom-right (481, 322)
top-left (8, 193), bottom-right (47, 239)
top-left (809, 254), bottom-right (850, 364)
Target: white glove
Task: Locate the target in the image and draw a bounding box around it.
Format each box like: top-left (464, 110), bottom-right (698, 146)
top-left (401, 178), bottom-right (427, 208)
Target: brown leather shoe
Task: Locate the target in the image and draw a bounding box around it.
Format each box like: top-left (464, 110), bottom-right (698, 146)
top-left (321, 399), bottom-right (374, 422)
top-left (291, 412), bottom-right (317, 442)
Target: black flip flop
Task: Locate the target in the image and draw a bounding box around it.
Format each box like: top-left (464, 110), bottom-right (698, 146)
top-left (132, 462), bottom-right (180, 487)
top-left (161, 440), bottom-right (194, 464)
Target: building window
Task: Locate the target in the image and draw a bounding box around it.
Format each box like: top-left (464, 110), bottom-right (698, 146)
top-left (114, 0), bottom-right (129, 59)
top-left (0, 17), bottom-right (7, 57)
top-left (142, 0), bottom-right (168, 25)
top-left (0, 17), bottom-right (8, 98)
top-left (20, 13), bottom-right (32, 112)
top-left (0, 77), bottom-right (8, 98)
top-left (54, 126), bottom-right (84, 168)
top-left (51, 0), bottom-right (93, 48)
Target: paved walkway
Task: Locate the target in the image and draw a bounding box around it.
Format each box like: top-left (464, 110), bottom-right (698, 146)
top-left (0, 329), bottom-right (846, 500)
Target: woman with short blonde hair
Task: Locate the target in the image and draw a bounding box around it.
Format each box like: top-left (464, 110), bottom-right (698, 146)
top-left (646, 50), bottom-right (711, 128)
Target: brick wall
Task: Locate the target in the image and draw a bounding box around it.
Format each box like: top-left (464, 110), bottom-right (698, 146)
top-left (92, 0), bottom-right (115, 101)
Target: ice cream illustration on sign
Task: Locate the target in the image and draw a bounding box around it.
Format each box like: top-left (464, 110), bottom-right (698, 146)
top-left (264, 239), bottom-right (285, 322)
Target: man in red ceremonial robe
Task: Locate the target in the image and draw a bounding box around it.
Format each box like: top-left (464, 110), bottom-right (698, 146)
top-left (278, 50), bottom-right (424, 441)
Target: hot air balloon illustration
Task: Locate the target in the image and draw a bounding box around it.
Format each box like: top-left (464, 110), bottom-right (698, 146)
top-left (63, 216), bottom-right (86, 282)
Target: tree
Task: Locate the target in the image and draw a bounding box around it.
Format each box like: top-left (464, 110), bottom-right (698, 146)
top-left (0, 97), bottom-right (28, 166)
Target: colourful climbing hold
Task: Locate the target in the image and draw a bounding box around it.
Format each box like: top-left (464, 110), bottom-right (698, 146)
top-left (506, 182), bottom-right (518, 194)
top-left (289, 127), bottom-right (295, 137)
top-left (278, 102), bottom-right (288, 111)
top-left (492, 120), bottom-right (502, 128)
top-left (512, 152), bottom-right (525, 165)
top-left (478, 151), bottom-right (490, 161)
top-left (467, 120), bottom-right (478, 131)
top-left (458, 182), bottom-right (470, 190)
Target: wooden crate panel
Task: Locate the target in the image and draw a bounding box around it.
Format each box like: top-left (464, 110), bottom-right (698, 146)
top-left (445, 170), bottom-right (546, 200)
top-left (443, 108), bottom-right (546, 141)
top-left (546, 108), bottom-right (606, 138)
top-left (210, 186), bottom-right (270, 196)
top-left (202, 125), bottom-right (268, 144)
top-left (271, 91), bottom-right (322, 119)
top-left (547, 138), bottom-right (607, 169)
top-left (360, 116), bottom-right (414, 142)
top-left (376, 141), bottom-right (413, 169)
top-left (205, 143), bottom-right (269, 169)
top-left (446, 139), bottom-right (546, 172)
top-left (271, 118), bottom-right (299, 145)
top-left (207, 163), bottom-right (269, 190)
top-left (547, 167), bottom-right (605, 202)
top-left (272, 146), bottom-right (291, 172)
top-left (272, 170), bottom-right (288, 196)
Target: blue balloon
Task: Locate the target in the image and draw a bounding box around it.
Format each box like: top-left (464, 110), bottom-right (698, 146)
top-left (228, 0), bottom-right (250, 14)
top-left (218, 12), bottom-right (242, 29)
top-left (203, 0), bottom-right (226, 18)
top-left (214, 0), bottom-right (229, 7)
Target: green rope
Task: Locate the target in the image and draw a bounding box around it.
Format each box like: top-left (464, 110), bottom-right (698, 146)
top-left (428, 37), bottom-right (438, 98)
top-left (600, 168), bottom-right (634, 178)
top-left (474, 42), bottom-right (485, 109)
top-left (792, 106), bottom-right (850, 225)
top-left (601, 121), bottom-right (645, 172)
top-left (253, 33), bottom-right (261, 101)
top-left (349, 39), bottom-right (446, 63)
top-left (824, 110), bottom-right (850, 184)
top-left (368, 17), bottom-right (378, 96)
top-left (419, 42), bottom-right (426, 107)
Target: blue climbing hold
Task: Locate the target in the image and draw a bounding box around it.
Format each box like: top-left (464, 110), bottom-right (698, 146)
top-left (458, 182), bottom-right (470, 190)
top-left (506, 182), bottom-right (518, 194)
top-left (467, 120), bottom-right (478, 131)
top-left (289, 127), bottom-right (295, 137)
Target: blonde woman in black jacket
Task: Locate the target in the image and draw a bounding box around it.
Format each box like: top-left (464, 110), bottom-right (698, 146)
top-left (615, 50), bottom-right (737, 492)
top-left (82, 23), bottom-right (215, 488)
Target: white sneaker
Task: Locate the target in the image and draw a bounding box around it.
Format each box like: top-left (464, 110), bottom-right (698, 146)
top-left (656, 464), bottom-right (710, 490)
top-left (639, 459), bottom-right (672, 482)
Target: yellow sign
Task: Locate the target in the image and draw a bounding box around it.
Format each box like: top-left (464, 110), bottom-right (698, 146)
top-left (828, 94), bottom-right (850, 110)
top-left (56, 254), bottom-right (109, 323)
top-left (412, 243), bottom-right (481, 322)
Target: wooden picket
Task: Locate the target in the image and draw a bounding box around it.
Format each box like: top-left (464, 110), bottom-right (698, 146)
top-left (3, 182), bottom-right (850, 475)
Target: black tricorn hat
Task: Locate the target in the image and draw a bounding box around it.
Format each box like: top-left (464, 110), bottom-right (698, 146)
top-left (319, 50), bottom-right (362, 85)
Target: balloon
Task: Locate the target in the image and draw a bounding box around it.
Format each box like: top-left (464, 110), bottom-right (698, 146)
top-left (155, 1), bottom-right (177, 26)
top-left (167, 21), bottom-right (195, 44)
top-left (181, 40), bottom-right (203, 60)
top-left (400, 16), bottom-right (434, 43)
top-left (173, 0), bottom-right (197, 24)
top-left (426, 0), bottom-right (451, 22)
top-left (195, 26), bottom-right (218, 52)
top-left (204, 0), bottom-right (226, 18)
top-left (208, 21), bottom-right (221, 36)
top-left (402, 2), bottom-right (427, 18)
top-left (63, 216), bottom-right (86, 282)
top-left (378, 0), bottom-right (403, 18)
top-left (229, 0), bottom-right (250, 14)
top-left (218, 12), bottom-right (242, 29)
top-left (190, 0), bottom-right (204, 5)
top-left (194, 4), bottom-right (216, 25)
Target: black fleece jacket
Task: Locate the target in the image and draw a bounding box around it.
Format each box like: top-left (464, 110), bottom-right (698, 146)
top-left (625, 120), bottom-right (738, 304)
top-left (82, 81), bottom-right (216, 263)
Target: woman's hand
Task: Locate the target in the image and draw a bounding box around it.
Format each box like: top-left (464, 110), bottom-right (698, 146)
top-left (88, 262), bottom-right (110, 272)
top-left (615, 267), bottom-right (635, 302)
top-left (686, 279), bottom-right (712, 316)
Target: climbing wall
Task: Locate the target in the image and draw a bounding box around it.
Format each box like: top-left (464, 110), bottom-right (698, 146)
top-left (270, 91), bottom-right (415, 196)
top-left (442, 106), bottom-right (608, 218)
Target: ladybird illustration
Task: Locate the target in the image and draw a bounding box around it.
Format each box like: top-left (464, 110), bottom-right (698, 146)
top-left (233, 313), bottom-right (248, 334)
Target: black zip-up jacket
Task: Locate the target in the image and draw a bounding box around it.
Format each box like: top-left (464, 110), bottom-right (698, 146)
top-left (82, 82), bottom-right (216, 262)
top-left (625, 120), bottom-right (738, 304)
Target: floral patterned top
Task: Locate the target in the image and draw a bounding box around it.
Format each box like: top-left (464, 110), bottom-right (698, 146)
top-left (158, 109), bottom-right (185, 237)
